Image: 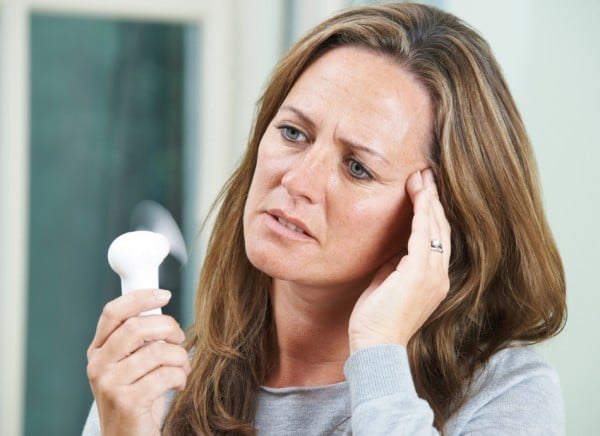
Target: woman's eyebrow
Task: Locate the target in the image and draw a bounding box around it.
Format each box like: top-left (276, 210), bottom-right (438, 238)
top-left (279, 104), bottom-right (391, 167)
top-left (278, 105), bottom-right (316, 130)
top-left (339, 137), bottom-right (391, 167)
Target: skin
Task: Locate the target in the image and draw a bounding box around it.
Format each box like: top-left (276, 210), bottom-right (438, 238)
top-left (86, 46), bottom-right (451, 433)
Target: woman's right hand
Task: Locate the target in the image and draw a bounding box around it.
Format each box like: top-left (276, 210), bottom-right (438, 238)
top-left (86, 289), bottom-right (190, 436)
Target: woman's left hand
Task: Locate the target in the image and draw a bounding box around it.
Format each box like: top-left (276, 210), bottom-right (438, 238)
top-left (348, 168), bottom-right (451, 353)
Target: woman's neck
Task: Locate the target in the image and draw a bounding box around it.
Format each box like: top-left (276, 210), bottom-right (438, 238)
top-left (264, 279), bottom-right (363, 388)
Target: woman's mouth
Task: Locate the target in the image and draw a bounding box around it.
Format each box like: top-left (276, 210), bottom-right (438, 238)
top-left (276, 216), bottom-right (307, 235)
top-left (264, 210), bottom-right (314, 241)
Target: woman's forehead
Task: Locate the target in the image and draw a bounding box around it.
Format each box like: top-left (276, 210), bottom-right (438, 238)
top-left (278, 46), bottom-right (433, 165)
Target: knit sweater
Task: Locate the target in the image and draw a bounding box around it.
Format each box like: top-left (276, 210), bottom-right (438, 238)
top-left (82, 344), bottom-right (564, 435)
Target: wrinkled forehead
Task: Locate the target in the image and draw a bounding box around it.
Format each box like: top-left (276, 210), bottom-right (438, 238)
top-left (277, 46), bottom-right (434, 164)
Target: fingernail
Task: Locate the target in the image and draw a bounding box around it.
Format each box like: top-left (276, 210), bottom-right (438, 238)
top-left (154, 289), bottom-right (172, 302)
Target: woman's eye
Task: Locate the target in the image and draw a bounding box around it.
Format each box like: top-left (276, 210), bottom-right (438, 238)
top-left (347, 159), bottom-right (372, 180)
top-left (278, 125), bottom-right (306, 142)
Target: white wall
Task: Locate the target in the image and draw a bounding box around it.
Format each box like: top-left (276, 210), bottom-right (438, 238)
top-left (444, 1), bottom-right (600, 434)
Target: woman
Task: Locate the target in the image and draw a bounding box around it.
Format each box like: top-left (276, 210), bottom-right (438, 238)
top-left (84, 3), bottom-right (566, 435)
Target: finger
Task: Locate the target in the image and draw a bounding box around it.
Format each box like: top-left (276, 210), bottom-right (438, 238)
top-left (404, 170), bottom-right (431, 263)
top-left (422, 170), bottom-right (444, 267)
top-left (428, 190), bottom-right (443, 262)
top-left (423, 169), bottom-right (451, 268)
top-left (100, 314), bottom-right (185, 363)
top-left (431, 198), bottom-right (451, 268)
top-left (90, 289), bottom-right (172, 350)
top-left (130, 365), bottom-right (189, 401)
top-left (113, 341), bottom-right (190, 385)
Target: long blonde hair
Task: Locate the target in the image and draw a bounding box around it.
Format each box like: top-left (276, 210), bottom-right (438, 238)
top-left (164, 3), bottom-right (566, 434)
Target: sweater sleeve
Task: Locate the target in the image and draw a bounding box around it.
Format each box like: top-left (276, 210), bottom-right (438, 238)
top-left (343, 344), bottom-right (565, 436)
top-left (344, 344), bottom-right (439, 436)
top-left (81, 401), bottom-right (100, 436)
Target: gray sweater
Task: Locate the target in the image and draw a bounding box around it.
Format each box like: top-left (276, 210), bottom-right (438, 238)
top-left (83, 344), bottom-right (564, 435)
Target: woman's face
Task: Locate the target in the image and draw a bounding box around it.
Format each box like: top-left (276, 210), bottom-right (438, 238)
top-left (243, 46), bottom-right (433, 291)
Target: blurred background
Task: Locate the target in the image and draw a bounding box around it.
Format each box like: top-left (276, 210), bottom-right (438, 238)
top-left (0, 0), bottom-right (597, 434)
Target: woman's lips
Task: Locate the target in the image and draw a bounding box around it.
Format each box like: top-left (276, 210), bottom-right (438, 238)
top-left (276, 216), bottom-right (307, 235)
top-left (265, 210), bottom-right (315, 241)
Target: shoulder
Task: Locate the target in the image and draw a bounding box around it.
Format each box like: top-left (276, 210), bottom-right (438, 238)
top-left (448, 345), bottom-right (565, 435)
top-left (476, 345), bottom-right (562, 397)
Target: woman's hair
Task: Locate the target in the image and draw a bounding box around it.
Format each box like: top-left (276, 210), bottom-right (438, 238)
top-left (163, 3), bottom-right (566, 434)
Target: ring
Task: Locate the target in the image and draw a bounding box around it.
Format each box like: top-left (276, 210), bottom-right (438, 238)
top-left (430, 239), bottom-right (443, 253)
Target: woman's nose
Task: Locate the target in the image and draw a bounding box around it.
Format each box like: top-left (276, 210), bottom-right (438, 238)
top-left (280, 145), bottom-right (331, 203)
